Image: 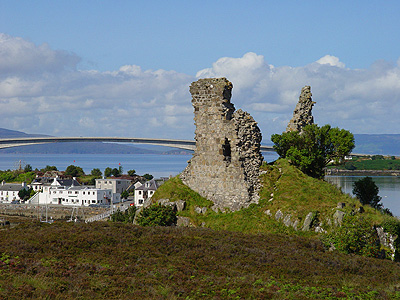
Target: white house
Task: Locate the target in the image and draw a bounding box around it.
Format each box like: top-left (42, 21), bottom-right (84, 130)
top-left (134, 179), bottom-right (159, 206)
top-left (33, 185), bottom-right (120, 206)
top-left (0, 181), bottom-right (28, 203)
top-left (30, 176), bottom-right (81, 192)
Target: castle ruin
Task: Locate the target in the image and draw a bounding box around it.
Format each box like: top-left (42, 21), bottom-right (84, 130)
top-left (180, 78), bottom-right (263, 212)
top-left (286, 86), bottom-right (315, 133)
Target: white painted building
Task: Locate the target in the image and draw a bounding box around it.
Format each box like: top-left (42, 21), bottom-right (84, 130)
top-left (134, 179), bottom-right (159, 206)
top-left (0, 181), bottom-right (28, 203)
top-left (30, 176), bottom-right (81, 192)
top-left (33, 185), bottom-right (120, 206)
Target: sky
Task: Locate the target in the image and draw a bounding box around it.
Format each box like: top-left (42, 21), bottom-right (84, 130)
top-left (0, 1), bottom-right (400, 142)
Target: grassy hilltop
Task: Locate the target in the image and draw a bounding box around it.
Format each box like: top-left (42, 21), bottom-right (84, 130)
top-left (1, 159), bottom-right (400, 299)
top-left (152, 159), bottom-right (389, 235)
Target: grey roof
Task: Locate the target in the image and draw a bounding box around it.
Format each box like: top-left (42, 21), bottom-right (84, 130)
top-left (136, 179), bottom-right (159, 191)
top-left (0, 184), bottom-right (26, 192)
top-left (31, 177), bottom-right (80, 187)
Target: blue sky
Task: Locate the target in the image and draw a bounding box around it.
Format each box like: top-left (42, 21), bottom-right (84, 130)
top-left (0, 1), bottom-right (400, 140)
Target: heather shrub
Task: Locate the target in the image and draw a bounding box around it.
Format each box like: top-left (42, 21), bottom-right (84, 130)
top-left (136, 204), bottom-right (177, 226)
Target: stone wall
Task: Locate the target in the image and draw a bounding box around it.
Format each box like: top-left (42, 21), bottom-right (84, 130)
top-left (286, 86), bottom-right (315, 132)
top-left (180, 78), bottom-right (263, 211)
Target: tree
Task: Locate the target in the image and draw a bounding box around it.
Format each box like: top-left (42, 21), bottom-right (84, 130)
top-left (329, 127), bottom-right (356, 164)
top-left (143, 173), bottom-right (153, 181)
top-left (90, 168), bottom-right (102, 177)
top-left (65, 165), bottom-right (85, 177)
top-left (120, 190), bottom-right (129, 199)
top-left (41, 165), bottom-right (58, 173)
top-left (18, 187), bottom-right (33, 201)
top-left (24, 164), bottom-right (32, 172)
top-left (352, 176), bottom-right (382, 209)
top-left (271, 124), bottom-right (355, 178)
top-left (104, 167), bottom-right (112, 177)
top-left (111, 168), bottom-right (120, 177)
top-left (136, 204), bottom-right (177, 226)
top-left (127, 169), bottom-right (136, 177)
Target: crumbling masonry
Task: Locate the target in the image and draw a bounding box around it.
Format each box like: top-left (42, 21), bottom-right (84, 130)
top-left (180, 78), bottom-right (263, 211)
top-left (286, 86), bottom-right (315, 133)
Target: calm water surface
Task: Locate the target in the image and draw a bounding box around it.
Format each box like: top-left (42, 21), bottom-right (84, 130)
top-left (0, 152), bottom-right (279, 179)
top-left (325, 176), bottom-right (400, 216)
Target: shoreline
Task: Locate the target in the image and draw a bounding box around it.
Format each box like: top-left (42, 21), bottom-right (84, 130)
top-left (326, 168), bottom-right (400, 176)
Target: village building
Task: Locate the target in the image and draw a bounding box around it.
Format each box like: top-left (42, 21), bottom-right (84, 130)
top-left (30, 176), bottom-right (81, 192)
top-left (31, 185), bottom-right (120, 206)
top-left (0, 181), bottom-right (28, 203)
top-left (134, 179), bottom-right (159, 206)
top-left (95, 178), bottom-right (133, 194)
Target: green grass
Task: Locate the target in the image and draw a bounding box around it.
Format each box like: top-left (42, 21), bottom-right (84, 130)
top-left (331, 156), bottom-right (400, 170)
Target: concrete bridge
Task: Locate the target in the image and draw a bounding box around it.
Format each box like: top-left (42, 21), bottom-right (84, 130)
top-left (0, 136), bottom-right (276, 152)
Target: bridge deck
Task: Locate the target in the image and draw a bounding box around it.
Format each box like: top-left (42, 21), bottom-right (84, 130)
top-left (0, 137), bottom-right (275, 152)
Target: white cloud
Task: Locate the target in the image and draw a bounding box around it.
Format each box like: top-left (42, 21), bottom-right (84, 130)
top-left (0, 34), bottom-right (399, 142)
top-left (316, 55), bottom-right (346, 68)
top-left (0, 33), bottom-right (80, 76)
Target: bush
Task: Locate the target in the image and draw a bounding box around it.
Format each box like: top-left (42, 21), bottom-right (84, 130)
top-left (323, 215), bottom-right (380, 258)
top-left (136, 204), bottom-right (177, 226)
top-left (111, 206), bottom-right (136, 223)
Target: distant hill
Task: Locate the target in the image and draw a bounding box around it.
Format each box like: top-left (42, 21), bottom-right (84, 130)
top-left (354, 134), bottom-right (400, 155)
top-left (0, 128), bottom-right (159, 154)
top-left (0, 128), bottom-right (48, 138)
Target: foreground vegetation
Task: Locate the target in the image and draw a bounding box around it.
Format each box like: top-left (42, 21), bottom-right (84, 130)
top-left (1, 221), bottom-right (400, 299)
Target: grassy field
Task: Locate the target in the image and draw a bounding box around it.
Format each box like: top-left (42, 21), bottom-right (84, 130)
top-left (1, 221), bottom-right (400, 299)
top-left (332, 156), bottom-right (400, 171)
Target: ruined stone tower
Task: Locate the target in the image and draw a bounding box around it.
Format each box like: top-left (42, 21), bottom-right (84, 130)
top-left (286, 86), bottom-right (315, 132)
top-left (180, 78), bottom-right (263, 211)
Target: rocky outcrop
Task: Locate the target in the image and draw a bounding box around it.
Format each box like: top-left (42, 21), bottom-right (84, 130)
top-left (180, 78), bottom-right (263, 212)
top-left (286, 86), bottom-right (315, 133)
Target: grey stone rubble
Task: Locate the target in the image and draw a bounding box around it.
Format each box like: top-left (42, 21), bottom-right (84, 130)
top-left (333, 210), bottom-right (345, 226)
top-left (180, 78), bottom-right (263, 212)
top-left (176, 216), bottom-right (192, 227)
top-left (301, 212), bottom-right (314, 231)
top-left (286, 85), bottom-right (315, 133)
top-left (376, 227), bottom-right (397, 260)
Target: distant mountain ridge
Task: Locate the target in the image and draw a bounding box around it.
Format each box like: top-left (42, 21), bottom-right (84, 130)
top-left (0, 128), bottom-right (48, 138)
top-left (0, 128), bottom-right (159, 154)
top-left (353, 134), bottom-right (400, 156)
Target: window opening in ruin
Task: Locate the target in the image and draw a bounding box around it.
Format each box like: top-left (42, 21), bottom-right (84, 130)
top-left (222, 138), bottom-right (231, 163)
